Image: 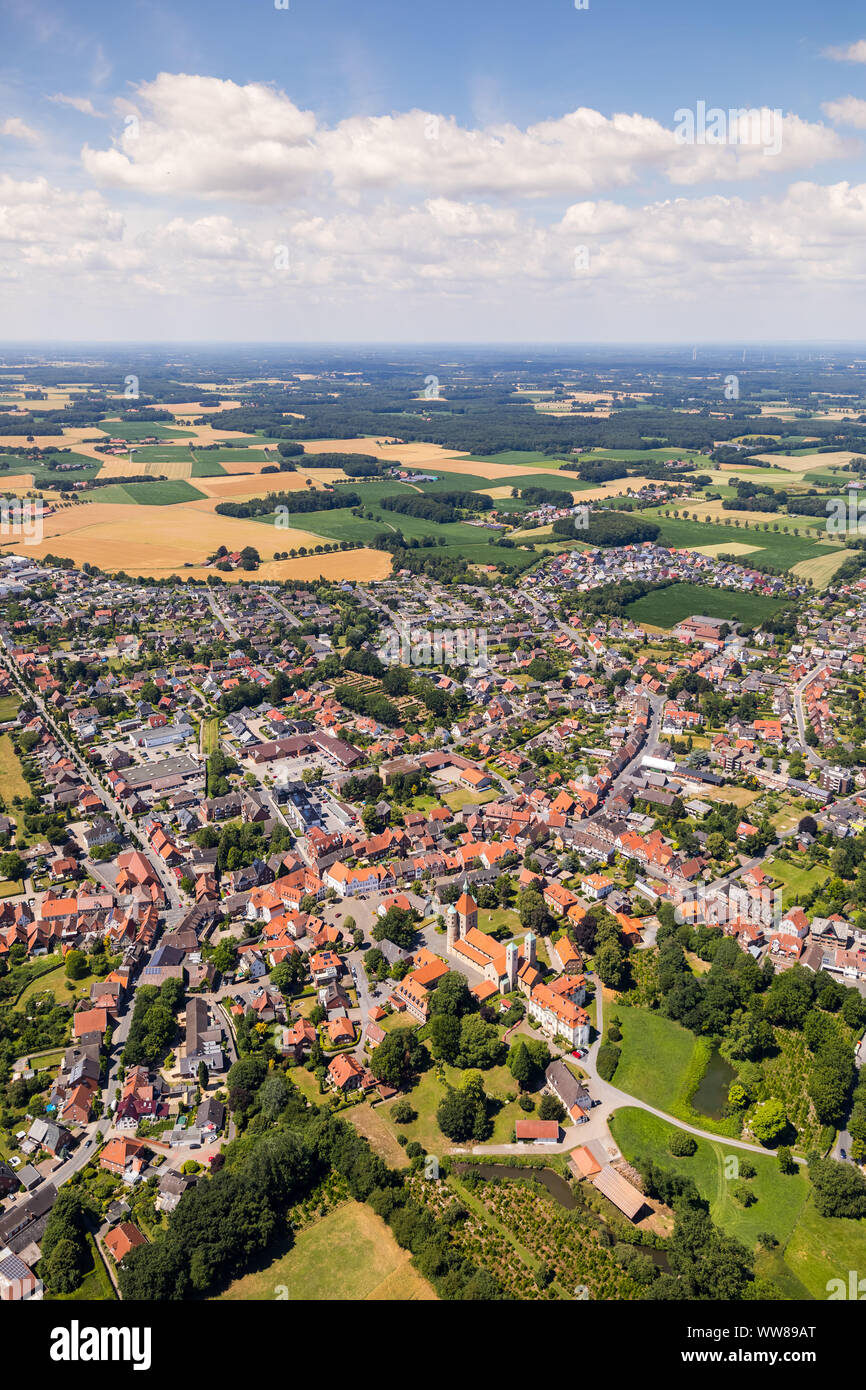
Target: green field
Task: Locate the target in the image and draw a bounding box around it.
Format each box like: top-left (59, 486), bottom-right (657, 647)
top-left (624, 582), bottom-right (787, 630)
top-left (783, 1194), bottom-right (866, 1300)
top-left (125, 445), bottom-right (196, 463)
top-left (634, 508), bottom-right (843, 573)
top-left (369, 1060), bottom-right (522, 1155)
top-left (190, 455), bottom-right (228, 476)
top-left (1, 453), bottom-right (104, 484)
top-left (257, 502), bottom-right (538, 569)
top-left (763, 855), bottom-right (829, 908)
top-left (96, 422), bottom-right (194, 441)
top-left (610, 1108), bottom-right (810, 1255)
top-left (580, 447), bottom-right (706, 464)
top-left (0, 731), bottom-right (29, 802)
top-left (217, 1200), bottom-right (436, 1301)
top-left (426, 470), bottom-right (588, 497)
top-left (459, 450), bottom-right (581, 470)
top-left (606, 1005), bottom-right (711, 1118)
top-left (201, 716), bottom-right (221, 754)
top-left (0, 693), bottom-right (19, 721)
top-left (200, 447), bottom-right (272, 461)
top-left (17, 955), bottom-right (93, 1006)
top-left (94, 480), bottom-right (206, 505)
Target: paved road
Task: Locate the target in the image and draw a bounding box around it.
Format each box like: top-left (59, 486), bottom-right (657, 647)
top-left (205, 588), bottom-right (242, 643)
top-left (833, 1034), bottom-right (864, 1164)
top-left (473, 976), bottom-right (805, 1163)
top-left (793, 664), bottom-right (831, 771)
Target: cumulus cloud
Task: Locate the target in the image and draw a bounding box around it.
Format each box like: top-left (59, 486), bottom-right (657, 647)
top-left (822, 96), bottom-right (866, 128)
top-left (823, 39), bottom-right (866, 62)
top-left (0, 176), bottom-right (123, 249)
top-left (7, 168), bottom-right (866, 306)
top-left (78, 73), bottom-right (848, 204)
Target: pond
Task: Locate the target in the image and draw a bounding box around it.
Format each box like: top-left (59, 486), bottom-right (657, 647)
top-left (453, 1161), bottom-right (578, 1208)
top-left (691, 1048), bottom-right (736, 1121)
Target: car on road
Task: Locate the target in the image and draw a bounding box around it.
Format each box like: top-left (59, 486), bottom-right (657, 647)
top-left (840, 1148), bottom-right (847, 1159)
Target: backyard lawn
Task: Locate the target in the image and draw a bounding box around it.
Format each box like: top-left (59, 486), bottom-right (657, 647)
top-left (442, 786), bottom-right (499, 812)
top-left (217, 1200), bottom-right (436, 1301)
top-left (763, 855), bottom-right (829, 908)
top-left (374, 1060), bottom-right (522, 1155)
top-left (17, 958), bottom-right (94, 1007)
top-left (45, 1235), bottom-right (117, 1302)
top-left (0, 732), bottom-right (30, 801)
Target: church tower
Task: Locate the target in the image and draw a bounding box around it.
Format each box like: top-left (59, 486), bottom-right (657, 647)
top-left (505, 939), bottom-right (518, 991)
top-left (455, 877), bottom-right (477, 935)
top-left (446, 903), bottom-right (458, 951)
top-left (524, 930), bottom-right (537, 968)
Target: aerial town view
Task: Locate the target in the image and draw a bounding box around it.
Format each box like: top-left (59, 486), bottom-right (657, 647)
top-left (2, 0), bottom-right (866, 1359)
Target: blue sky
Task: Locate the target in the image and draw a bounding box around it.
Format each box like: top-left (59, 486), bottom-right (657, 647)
top-left (3, 0), bottom-right (866, 340)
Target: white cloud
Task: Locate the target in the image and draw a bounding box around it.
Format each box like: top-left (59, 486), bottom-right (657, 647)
top-left (1, 117), bottom-right (39, 143)
top-left (49, 94), bottom-right (102, 117)
top-left (0, 176), bottom-right (123, 249)
top-left (7, 170), bottom-right (866, 308)
top-left (79, 74), bottom-right (848, 204)
top-left (822, 96), bottom-right (866, 128)
top-left (823, 39), bottom-right (866, 62)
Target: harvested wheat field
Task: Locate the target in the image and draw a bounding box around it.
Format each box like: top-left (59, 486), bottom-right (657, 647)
top-left (791, 550), bottom-right (854, 586)
top-left (696, 542), bottom-right (759, 557)
top-left (688, 500), bottom-right (830, 532)
top-left (161, 400), bottom-right (243, 415)
top-left (3, 494), bottom-right (392, 582)
top-left (97, 457), bottom-right (194, 480)
top-left (0, 474), bottom-right (39, 492)
top-left (158, 550), bottom-right (392, 583)
top-left (193, 471), bottom-right (350, 501)
top-left (752, 450), bottom-right (861, 472)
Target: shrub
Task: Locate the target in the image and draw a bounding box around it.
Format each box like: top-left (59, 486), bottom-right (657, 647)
top-left (668, 1131), bottom-right (697, 1157)
top-left (596, 1044), bottom-right (621, 1082)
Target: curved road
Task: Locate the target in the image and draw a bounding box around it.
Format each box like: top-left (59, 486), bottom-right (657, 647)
top-left (473, 976), bottom-right (805, 1163)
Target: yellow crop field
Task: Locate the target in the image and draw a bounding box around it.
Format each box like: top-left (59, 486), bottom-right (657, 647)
top-left (2, 495), bottom-right (392, 582)
top-left (161, 400), bottom-right (243, 415)
top-left (687, 542), bottom-right (759, 558)
top-left (194, 471), bottom-right (349, 500)
top-left (791, 549), bottom-right (853, 588)
top-left (752, 450), bottom-right (860, 472)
